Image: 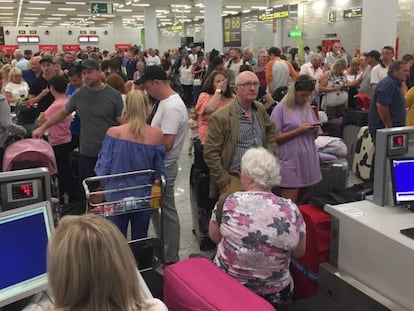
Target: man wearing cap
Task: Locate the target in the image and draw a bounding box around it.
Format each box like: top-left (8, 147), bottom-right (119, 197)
top-left (139, 65), bottom-right (188, 264)
top-left (359, 50), bottom-right (381, 99)
top-left (371, 46), bottom-right (394, 91)
top-left (33, 59), bottom-right (124, 187)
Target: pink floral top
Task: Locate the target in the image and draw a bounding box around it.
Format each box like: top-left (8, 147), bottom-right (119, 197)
top-left (212, 191), bottom-right (305, 296)
top-left (195, 92), bottom-right (233, 143)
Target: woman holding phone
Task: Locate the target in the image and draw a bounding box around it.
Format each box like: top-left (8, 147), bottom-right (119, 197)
top-left (270, 74), bottom-right (322, 204)
top-left (195, 70), bottom-right (234, 143)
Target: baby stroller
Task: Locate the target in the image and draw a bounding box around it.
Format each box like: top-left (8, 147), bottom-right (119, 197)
top-left (2, 137), bottom-right (60, 218)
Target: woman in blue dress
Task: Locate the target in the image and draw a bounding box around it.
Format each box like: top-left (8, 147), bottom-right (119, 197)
top-left (270, 75), bottom-right (322, 204)
top-left (95, 90), bottom-right (167, 239)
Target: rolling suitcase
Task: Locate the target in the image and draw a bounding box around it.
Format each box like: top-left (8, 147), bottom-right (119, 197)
top-left (352, 126), bottom-right (374, 182)
top-left (290, 204), bottom-right (331, 300)
top-left (313, 158), bottom-right (348, 194)
top-left (190, 138), bottom-right (216, 250)
top-left (164, 258), bottom-right (275, 311)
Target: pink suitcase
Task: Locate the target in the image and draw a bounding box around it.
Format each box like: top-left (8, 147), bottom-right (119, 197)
top-left (164, 258), bottom-right (276, 311)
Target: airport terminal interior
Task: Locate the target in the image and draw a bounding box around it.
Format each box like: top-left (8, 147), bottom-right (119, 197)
top-left (1, 0), bottom-right (414, 310)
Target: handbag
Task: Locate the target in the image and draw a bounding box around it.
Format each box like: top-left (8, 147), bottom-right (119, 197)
top-left (193, 78), bottom-right (202, 86)
top-left (321, 90), bottom-right (348, 108)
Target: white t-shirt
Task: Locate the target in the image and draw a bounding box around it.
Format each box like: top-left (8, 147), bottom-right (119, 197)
top-left (4, 81), bottom-right (29, 105)
top-left (179, 65), bottom-right (193, 85)
top-left (151, 93), bottom-right (188, 167)
top-left (370, 63), bottom-right (388, 85)
top-left (146, 55), bottom-right (161, 66)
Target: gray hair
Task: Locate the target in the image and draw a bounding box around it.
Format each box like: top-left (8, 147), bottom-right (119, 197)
top-left (241, 147), bottom-right (281, 188)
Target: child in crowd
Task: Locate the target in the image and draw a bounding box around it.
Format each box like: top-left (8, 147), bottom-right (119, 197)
top-left (188, 108), bottom-right (199, 156)
top-left (38, 75), bottom-right (80, 204)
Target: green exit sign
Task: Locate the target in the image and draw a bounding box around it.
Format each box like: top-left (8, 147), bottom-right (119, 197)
top-left (90, 3), bottom-right (113, 14)
top-left (289, 29), bottom-right (302, 38)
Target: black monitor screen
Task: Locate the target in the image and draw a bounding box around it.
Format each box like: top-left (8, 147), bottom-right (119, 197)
top-left (390, 158), bottom-right (414, 206)
top-left (0, 202), bottom-right (53, 307)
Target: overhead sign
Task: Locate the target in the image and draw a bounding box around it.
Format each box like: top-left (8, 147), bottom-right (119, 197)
top-left (258, 5), bottom-right (289, 21)
top-left (289, 29), bottom-right (302, 38)
top-left (62, 44), bottom-right (80, 52)
top-left (258, 8), bottom-right (274, 21)
top-left (115, 44), bottom-right (131, 51)
top-left (90, 2), bottom-right (113, 14)
top-left (273, 5), bottom-right (289, 19)
top-left (343, 8), bottom-right (362, 18)
top-left (223, 13), bottom-right (241, 47)
top-left (0, 45), bottom-right (19, 55)
top-left (39, 44), bottom-right (58, 53)
top-left (328, 10), bottom-right (336, 23)
top-left (171, 24), bottom-right (183, 31)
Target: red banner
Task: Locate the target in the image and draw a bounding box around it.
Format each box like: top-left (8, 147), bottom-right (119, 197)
top-left (0, 45), bottom-right (19, 55)
top-left (115, 44), bottom-right (131, 51)
top-left (39, 44), bottom-right (58, 53)
top-left (62, 44), bottom-right (80, 53)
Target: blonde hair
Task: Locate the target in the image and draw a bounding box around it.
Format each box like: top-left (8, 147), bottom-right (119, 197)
top-left (283, 74), bottom-right (313, 109)
top-left (47, 214), bottom-right (150, 311)
top-left (125, 90), bottom-right (148, 136)
top-left (1, 64), bottom-right (12, 80)
top-left (8, 67), bottom-right (22, 80)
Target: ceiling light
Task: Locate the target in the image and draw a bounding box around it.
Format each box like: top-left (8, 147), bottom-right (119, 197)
top-left (0, 6), bottom-right (13, 9)
top-left (251, 6), bottom-right (267, 10)
top-left (131, 3), bottom-right (149, 6)
top-left (125, 1), bottom-right (131, 5)
top-left (26, 7), bottom-right (46, 10)
top-left (51, 13), bottom-right (67, 16)
top-left (116, 8), bottom-right (132, 12)
top-left (58, 7), bottom-right (76, 10)
top-left (77, 14), bottom-right (90, 16)
top-left (24, 13), bottom-right (40, 15)
top-left (0, 12), bottom-right (13, 15)
top-left (0, 0), bottom-right (13, 2)
top-left (70, 17), bottom-right (83, 20)
top-left (28, 0), bottom-right (51, 3)
top-left (242, 9), bottom-right (251, 13)
top-left (47, 17), bottom-right (62, 19)
top-left (195, 3), bottom-right (204, 7)
top-left (65, 1), bottom-right (86, 4)
top-left (225, 5), bottom-right (241, 9)
top-left (22, 16), bottom-right (38, 19)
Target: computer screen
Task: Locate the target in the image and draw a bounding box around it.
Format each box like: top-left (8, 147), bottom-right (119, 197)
top-left (0, 201), bottom-right (54, 307)
top-left (390, 158), bottom-right (414, 206)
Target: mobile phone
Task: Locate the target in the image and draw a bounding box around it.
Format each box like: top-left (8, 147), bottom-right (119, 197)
top-left (400, 227), bottom-right (414, 240)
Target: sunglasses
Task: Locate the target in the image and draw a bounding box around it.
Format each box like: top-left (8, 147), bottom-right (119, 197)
top-left (295, 79), bottom-right (316, 91)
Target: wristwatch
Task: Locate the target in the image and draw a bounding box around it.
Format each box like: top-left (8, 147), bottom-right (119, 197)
top-left (216, 89), bottom-right (223, 95)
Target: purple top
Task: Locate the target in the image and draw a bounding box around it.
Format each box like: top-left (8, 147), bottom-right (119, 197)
top-left (271, 103), bottom-right (321, 187)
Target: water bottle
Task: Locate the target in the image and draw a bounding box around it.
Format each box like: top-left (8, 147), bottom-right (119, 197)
top-left (150, 179), bottom-right (161, 208)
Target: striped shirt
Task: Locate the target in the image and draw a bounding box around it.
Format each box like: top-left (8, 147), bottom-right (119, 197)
top-left (228, 102), bottom-right (263, 173)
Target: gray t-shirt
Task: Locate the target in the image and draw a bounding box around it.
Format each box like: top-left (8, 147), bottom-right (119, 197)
top-left (65, 84), bottom-right (123, 157)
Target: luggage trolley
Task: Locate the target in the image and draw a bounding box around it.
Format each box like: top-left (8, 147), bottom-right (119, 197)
top-left (82, 170), bottom-right (166, 273)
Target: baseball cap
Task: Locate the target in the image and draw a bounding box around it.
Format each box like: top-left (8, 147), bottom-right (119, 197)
top-left (211, 56), bottom-right (224, 67)
top-left (80, 59), bottom-right (100, 70)
top-left (136, 65), bottom-right (167, 84)
top-left (364, 50), bottom-right (381, 61)
top-left (39, 56), bottom-right (56, 64)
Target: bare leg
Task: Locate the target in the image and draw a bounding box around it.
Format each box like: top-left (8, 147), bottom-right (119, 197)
top-left (280, 188), bottom-right (300, 204)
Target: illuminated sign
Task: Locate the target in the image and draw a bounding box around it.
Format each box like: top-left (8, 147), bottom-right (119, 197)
top-left (223, 13), bottom-right (241, 47)
top-left (289, 29), bottom-right (302, 38)
top-left (328, 10), bottom-right (336, 23)
top-left (274, 5), bottom-right (289, 19)
top-left (171, 24), bottom-right (183, 31)
top-left (258, 8), bottom-right (274, 21)
top-left (343, 8), bottom-right (363, 18)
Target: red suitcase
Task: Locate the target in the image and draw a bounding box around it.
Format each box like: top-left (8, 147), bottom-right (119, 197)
top-left (164, 258), bottom-right (275, 311)
top-left (290, 204), bottom-right (331, 300)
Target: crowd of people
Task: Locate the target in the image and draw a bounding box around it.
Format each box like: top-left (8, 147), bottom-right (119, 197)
top-left (0, 41), bottom-right (413, 309)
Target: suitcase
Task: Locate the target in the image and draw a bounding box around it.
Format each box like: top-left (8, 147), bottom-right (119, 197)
top-left (345, 109), bottom-right (368, 126)
top-left (342, 124), bottom-right (361, 167)
top-left (327, 117), bottom-right (345, 138)
top-left (313, 158), bottom-right (348, 194)
top-left (352, 126), bottom-right (374, 182)
top-left (164, 258), bottom-right (275, 311)
top-left (189, 164), bottom-right (216, 250)
top-left (290, 204), bottom-right (331, 300)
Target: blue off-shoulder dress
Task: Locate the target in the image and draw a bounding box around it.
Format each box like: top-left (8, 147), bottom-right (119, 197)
top-left (94, 135), bottom-right (167, 239)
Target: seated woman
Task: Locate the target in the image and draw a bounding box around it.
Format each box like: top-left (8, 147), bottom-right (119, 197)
top-left (195, 70), bottom-right (234, 143)
top-left (48, 214), bottom-right (167, 311)
top-left (209, 147), bottom-right (306, 308)
top-left (94, 90), bottom-right (167, 239)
